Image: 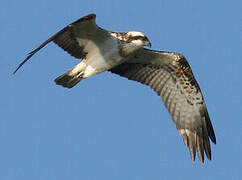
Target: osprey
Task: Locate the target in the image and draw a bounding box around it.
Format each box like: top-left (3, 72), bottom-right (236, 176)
top-left (14, 13), bottom-right (216, 163)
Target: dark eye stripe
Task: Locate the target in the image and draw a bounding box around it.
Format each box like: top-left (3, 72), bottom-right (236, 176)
top-left (129, 36), bottom-right (147, 41)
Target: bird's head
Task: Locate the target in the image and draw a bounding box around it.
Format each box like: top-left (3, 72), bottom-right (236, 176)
top-left (126, 31), bottom-right (151, 48)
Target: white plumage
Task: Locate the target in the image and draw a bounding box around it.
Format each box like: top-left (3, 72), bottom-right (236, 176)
top-left (14, 13), bottom-right (216, 163)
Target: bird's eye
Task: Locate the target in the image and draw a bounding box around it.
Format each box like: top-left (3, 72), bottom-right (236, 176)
top-left (134, 36), bottom-right (146, 41)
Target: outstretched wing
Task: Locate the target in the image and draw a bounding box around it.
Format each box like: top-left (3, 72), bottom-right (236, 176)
top-left (110, 48), bottom-right (216, 163)
top-left (14, 13), bottom-right (110, 74)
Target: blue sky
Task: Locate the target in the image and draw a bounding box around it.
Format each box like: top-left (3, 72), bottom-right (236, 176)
top-left (1, 0), bottom-right (242, 179)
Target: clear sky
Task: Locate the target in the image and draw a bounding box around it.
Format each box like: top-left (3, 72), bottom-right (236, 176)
top-left (1, 0), bottom-right (241, 179)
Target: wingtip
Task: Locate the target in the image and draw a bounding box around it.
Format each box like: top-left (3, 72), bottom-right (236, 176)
top-left (210, 134), bottom-right (217, 144)
top-left (179, 128), bottom-right (214, 163)
top-left (190, 151), bottom-right (205, 164)
top-left (13, 69), bottom-right (18, 75)
top-left (13, 52), bottom-right (34, 74)
top-left (199, 156), bottom-right (205, 164)
top-left (190, 154), bottom-right (195, 162)
top-left (191, 155), bottom-right (205, 164)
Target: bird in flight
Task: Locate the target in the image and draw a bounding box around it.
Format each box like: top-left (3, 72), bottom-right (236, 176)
top-left (14, 13), bottom-right (216, 163)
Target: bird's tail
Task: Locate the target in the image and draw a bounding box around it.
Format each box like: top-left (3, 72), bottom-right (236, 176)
top-left (55, 70), bottom-right (84, 88)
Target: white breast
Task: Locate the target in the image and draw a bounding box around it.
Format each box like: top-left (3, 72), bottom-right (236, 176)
top-left (76, 36), bottom-right (124, 74)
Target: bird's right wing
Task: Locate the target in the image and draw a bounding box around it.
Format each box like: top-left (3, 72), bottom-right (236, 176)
top-left (110, 48), bottom-right (216, 163)
top-left (14, 13), bottom-right (110, 74)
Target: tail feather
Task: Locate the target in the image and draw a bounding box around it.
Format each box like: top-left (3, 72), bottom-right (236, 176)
top-left (55, 71), bottom-right (84, 88)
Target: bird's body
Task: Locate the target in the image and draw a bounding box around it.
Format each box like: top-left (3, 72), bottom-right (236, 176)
top-left (54, 30), bottom-right (127, 87)
top-left (14, 13), bottom-right (216, 163)
top-left (49, 16), bottom-right (151, 88)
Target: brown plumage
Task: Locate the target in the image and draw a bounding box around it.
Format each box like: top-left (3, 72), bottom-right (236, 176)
top-left (110, 49), bottom-right (216, 163)
top-left (14, 13), bottom-right (216, 163)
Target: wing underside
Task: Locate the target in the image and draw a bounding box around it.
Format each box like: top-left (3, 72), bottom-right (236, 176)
top-left (14, 13), bottom-right (108, 74)
top-left (110, 48), bottom-right (216, 163)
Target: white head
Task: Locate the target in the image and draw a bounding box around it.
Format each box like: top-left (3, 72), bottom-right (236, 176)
top-left (126, 31), bottom-right (151, 48)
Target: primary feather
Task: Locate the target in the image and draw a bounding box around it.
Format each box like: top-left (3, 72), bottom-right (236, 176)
top-left (14, 13), bottom-right (216, 163)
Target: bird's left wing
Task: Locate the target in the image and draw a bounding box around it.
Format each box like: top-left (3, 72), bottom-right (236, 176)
top-left (110, 48), bottom-right (216, 163)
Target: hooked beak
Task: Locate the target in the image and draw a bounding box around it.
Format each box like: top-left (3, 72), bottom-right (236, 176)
top-left (145, 39), bottom-right (151, 48)
top-left (147, 41), bottom-right (152, 48)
